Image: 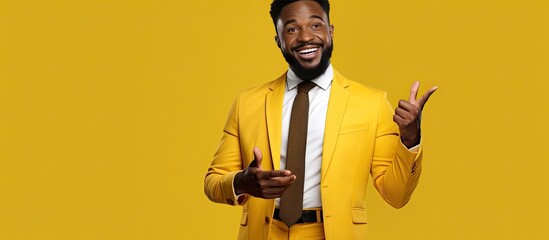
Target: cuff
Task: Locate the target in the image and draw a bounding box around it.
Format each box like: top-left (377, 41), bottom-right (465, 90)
top-left (396, 140), bottom-right (423, 174)
top-left (400, 140), bottom-right (420, 153)
top-left (224, 170), bottom-right (248, 206)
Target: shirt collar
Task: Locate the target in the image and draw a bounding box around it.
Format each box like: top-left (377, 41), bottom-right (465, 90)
top-left (286, 64), bottom-right (333, 91)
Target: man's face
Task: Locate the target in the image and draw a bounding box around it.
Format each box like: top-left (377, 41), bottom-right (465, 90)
top-left (275, 0), bottom-right (334, 80)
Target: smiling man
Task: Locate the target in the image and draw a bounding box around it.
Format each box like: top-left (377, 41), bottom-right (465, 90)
top-left (204, 1), bottom-right (437, 239)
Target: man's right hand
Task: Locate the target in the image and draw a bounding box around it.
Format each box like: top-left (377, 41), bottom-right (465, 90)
top-left (234, 147), bottom-right (296, 199)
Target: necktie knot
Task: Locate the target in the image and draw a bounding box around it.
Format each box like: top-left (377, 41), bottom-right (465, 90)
top-left (297, 81), bottom-right (316, 93)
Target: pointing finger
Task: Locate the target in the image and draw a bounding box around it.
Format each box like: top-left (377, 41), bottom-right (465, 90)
top-left (409, 81), bottom-right (420, 103)
top-left (261, 175), bottom-right (297, 187)
top-left (417, 86), bottom-right (438, 109)
top-left (256, 170), bottom-right (292, 179)
top-left (274, 175), bottom-right (297, 186)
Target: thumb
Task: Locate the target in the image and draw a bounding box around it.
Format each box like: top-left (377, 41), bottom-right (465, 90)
top-left (251, 147), bottom-right (263, 170)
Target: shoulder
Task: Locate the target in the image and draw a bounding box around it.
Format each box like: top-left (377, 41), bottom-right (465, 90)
top-left (333, 69), bottom-right (388, 100)
top-left (236, 73), bottom-right (286, 99)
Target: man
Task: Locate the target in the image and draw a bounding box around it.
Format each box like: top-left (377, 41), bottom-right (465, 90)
top-left (204, 0), bottom-right (437, 239)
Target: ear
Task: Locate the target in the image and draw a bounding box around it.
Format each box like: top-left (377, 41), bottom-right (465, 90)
top-left (274, 36), bottom-right (281, 48)
top-left (329, 25), bottom-right (334, 39)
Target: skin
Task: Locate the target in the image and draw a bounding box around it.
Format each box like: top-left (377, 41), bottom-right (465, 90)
top-left (234, 147), bottom-right (296, 198)
top-left (234, 0), bottom-right (437, 199)
top-left (275, 1), bottom-right (334, 77)
top-left (395, 81), bottom-right (437, 148)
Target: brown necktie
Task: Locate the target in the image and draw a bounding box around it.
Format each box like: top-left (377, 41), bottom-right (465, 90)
top-left (279, 81), bottom-right (316, 227)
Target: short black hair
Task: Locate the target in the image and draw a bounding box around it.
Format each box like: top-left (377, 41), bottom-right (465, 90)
top-left (270, 0), bottom-right (330, 28)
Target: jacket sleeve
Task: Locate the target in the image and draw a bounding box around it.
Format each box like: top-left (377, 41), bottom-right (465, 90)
top-left (370, 92), bottom-right (423, 208)
top-left (204, 93), bottom-right (250, 206)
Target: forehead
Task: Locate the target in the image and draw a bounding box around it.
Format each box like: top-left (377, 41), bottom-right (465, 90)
top-left (278, 1), bottom-right (328, 24)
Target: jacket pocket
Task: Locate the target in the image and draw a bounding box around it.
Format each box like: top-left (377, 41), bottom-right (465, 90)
top-left (240, 211), bottom-right (248, 226)
top-left (351, 209), bottom-right (368, 224)
top-left (339, 122), bottom-right (369, 135)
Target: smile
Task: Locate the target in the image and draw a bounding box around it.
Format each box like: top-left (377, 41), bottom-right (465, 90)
top-left (298, 48), bottom-right (319, 55)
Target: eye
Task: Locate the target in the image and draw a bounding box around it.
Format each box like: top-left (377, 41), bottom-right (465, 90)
top-left (312, 24), bottom-right (321, 29)
top-left (287, 27), bottom-right (298, 33)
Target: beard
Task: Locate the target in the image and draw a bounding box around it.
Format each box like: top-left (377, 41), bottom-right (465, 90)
top-left (282, 41), bottom-right (334, 81)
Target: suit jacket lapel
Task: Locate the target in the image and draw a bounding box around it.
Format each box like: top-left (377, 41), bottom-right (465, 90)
top-left (322, 70), bottom-right (350, 178)
top-left (266, 73), bottom-right (286, 170)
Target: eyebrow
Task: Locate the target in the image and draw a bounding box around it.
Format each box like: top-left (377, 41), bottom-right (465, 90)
top-left (283, 14), bottom-right (326, 28)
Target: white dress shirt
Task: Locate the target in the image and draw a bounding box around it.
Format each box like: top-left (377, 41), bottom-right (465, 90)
top-left (275, 65), bottom-right (334, 209)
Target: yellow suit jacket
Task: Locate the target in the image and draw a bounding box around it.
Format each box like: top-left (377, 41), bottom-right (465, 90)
top-left (204, 69), bottom-right (422, 240)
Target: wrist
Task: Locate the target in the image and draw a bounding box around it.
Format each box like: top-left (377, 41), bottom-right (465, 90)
top-left (401, 134), bottom-right (420, 149)
top-left (233, 172), bottom-right (244, 195)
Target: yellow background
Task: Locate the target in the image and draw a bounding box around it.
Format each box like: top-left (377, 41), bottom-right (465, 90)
top-left (1, 0), bottom-right (548, 239)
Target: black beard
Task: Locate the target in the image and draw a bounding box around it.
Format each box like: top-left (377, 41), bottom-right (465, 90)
top-left (282, 41), bottom-right (334, 81)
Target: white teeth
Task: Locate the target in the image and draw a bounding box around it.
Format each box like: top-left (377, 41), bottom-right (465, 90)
top-left (298, 48), bottom-right (318, 54)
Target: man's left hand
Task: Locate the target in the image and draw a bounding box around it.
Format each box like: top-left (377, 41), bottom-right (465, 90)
top-left (393, 81), bottom-right (437, 148)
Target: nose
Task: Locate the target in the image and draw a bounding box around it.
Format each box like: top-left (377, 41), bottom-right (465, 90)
top-left (297, 28), bottom-right (314, 43)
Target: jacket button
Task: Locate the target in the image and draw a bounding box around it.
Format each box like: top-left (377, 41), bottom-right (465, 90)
top-left (265, 216), bottom-right (270, 223)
